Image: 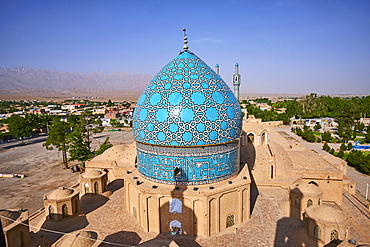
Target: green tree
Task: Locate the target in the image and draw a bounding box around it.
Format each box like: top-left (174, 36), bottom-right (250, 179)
top-left (352, 125), bottom-right (357, 140)
top-left (347, 142), bottom-right (353, 150)
top-left (342, 131), bottom-right (352, 143)
top-left (338, 118), bottom-right (344, 137)
top-left (7, 115), bottom-right (32, 143)
top-left (357, 122), bottom-right (365, 132)
top-left (68, 111), bottom-right (103, 152)
top-left (346, 150), bottom-right (370, 174)
top-left (314, 123), bottom-right (321, 131)
top-left (95, 137), bottom-right (113, 156)
top-left (323, 142), bottom-right (330, 152)
top-left (110, 119), bottom-right (122, 127)
top-left (366, 131), bottom-right (370, 143)
top-left (322, 131), bottom-right (332, 142)
top-left (302, 130), bottom-right (316, 142)
top-left (337, 150), bottom-right (344, 158)
top-left (68, 127), bottom-right (93, 165)
top-left (43, 121), bottom-right (71, 168)
top-left (296, 128), bottom-right (303, 136)
top-left (340, 143), bottom-right (347, 151)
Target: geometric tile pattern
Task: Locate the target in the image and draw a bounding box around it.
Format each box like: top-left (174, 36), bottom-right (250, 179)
top-left (133, 51), bottom-right (242, 147)
top-left (136, 141), bottom-right (239, 185)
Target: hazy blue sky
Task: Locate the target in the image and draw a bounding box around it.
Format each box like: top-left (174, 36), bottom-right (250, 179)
top-left (0, 0), bottom-right (369, 95)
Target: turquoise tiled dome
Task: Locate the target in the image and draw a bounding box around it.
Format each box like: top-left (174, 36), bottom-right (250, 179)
top-left (133, 51), bottom-right (242, 147)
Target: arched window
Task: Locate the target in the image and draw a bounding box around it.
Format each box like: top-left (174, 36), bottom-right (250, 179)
top-left (174, 167), bottom-right (181, 178)
top-left (62, 204), bottom-right (68, 218)
top-left (308, 181), bottom-right (319, 186)
top-left (318, 198), bottom-right (322, 205)
top-left (261, 132), bottom-right (267, 144)
top-left (330, 230), bottom-right (338, 242)
top-left (169, 198), bottom-right (182, 213)
top-left (84, 183), bottom-right (89, 194)
top-left (314, 226), bottom-right (321, 240)
top-left (247, 133), bottom-right (255, 143)
top-left (226, 214), bottom-right (235, 228)
top-left (48, 205), bottom-right (54, 220)
top-left (295, 197), bottom-right (300, 209)
top-left (169, 220), bottom-right (182, 235)
top-left (94, 182), bottom-right (99, 194)
top-left (307, 199), bottom-right (313, 208)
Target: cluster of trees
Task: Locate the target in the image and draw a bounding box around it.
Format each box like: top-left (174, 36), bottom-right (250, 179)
top-left (347, 150), bottom-right (370, 174)
top-left (287, 93), bottom-right (370, 119)
top-left (44, 111), bottom-right (110, 168)
top-left (1, 114), bottom-right (54, 142)
top-left (291, 126), bottom-right (322, 143)
top-left (241, 101), bottom-right (290, 124)
top-left (0, 111), bottom-right (113, 169)
top-left (0, 99), bottom-right (133, 115)
top-left (109, 118), bottom-right (131, 127)
top-left (0, 100), bottom-right (54, 114)
top-left (241, 94), bottom-right (370, 125)
top-left (322, 142), bottom-right (353, 158)
top-left (322, 141), bottom-right (370, 174)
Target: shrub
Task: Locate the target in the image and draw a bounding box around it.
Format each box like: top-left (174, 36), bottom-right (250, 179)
top-left (323, 143), bottom-right (330, 151)
top-left (347, 142), bottom-right (353, 150)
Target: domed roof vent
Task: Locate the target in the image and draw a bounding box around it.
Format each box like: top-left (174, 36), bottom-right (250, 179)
top-left (290, 183), bottom-right (323, 196)
top-left (57, 230), bottom-right (98, 247)
top-left (82, 170), bottom-right (103, 178)
top-left (48, 187), bottom-right (74, 200)
top-left (306, 205), bottom-right (347, 223)
top-left (133, 51), bottom-right (242, 146)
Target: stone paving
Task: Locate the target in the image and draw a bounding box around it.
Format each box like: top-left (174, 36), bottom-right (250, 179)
top-left (28, 179), bottom-right (370, 247)
top-left (29, 185), bottom-right (304, 247)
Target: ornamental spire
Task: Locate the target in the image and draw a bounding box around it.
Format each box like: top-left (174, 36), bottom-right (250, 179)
top-left (183, 27), bottom-right (189, 51)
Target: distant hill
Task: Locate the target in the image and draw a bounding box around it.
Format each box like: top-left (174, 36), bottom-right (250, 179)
top-left (0, 67), bottom-right (152, 95)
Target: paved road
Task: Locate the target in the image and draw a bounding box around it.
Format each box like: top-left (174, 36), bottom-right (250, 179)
top-left (0, 135), bottom-right (47, 151)
top-left (274, 126), bottom-right (370, 199)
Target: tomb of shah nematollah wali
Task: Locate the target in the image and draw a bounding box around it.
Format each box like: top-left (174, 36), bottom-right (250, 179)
top-left (2, 30), bottom-right (368, 247)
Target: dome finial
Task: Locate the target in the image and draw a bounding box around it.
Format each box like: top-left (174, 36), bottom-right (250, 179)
top-left (183, 27), bottom-right (189, 51)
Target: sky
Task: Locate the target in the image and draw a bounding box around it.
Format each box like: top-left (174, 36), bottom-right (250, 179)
top-left (0, 0), bottom-right (369, 95)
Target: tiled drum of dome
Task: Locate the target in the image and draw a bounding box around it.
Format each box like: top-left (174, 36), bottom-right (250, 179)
top-left (133, 51), bottom-right (242, 146)
top-left (136, 141), bottom-right (240, 185)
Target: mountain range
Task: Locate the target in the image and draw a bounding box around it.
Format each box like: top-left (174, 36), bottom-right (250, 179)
top-left (0, 67), bottom-right (152, 95)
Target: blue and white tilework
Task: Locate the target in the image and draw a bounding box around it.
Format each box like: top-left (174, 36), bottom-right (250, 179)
top-left (136, 141), bottom-right (239, 185)
top-left (133, 51), bottom-right (242, 146)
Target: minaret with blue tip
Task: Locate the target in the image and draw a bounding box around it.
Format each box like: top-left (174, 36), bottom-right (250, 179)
top-left (233, 63), bottom-right (241, 100)
top-left (215, 64), bottom-right (220, 75)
